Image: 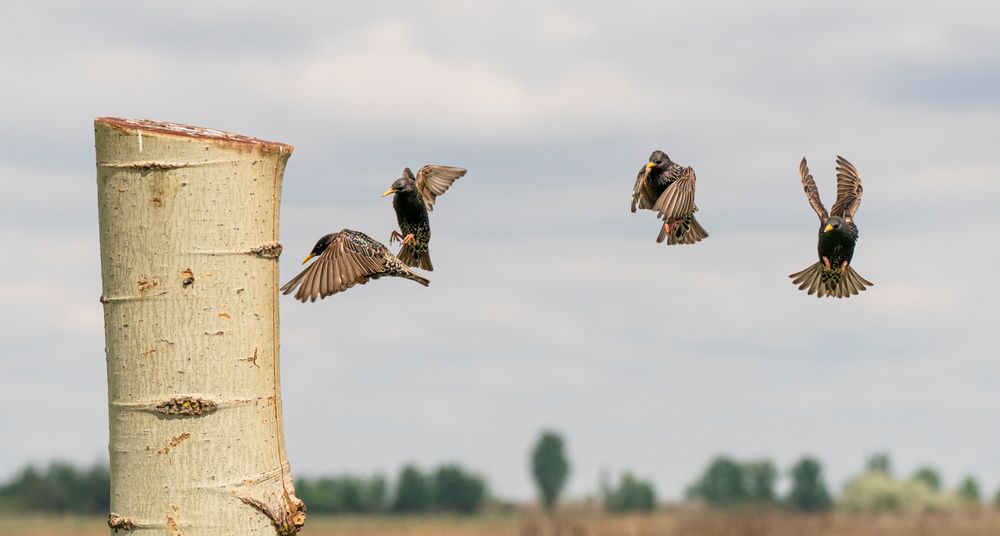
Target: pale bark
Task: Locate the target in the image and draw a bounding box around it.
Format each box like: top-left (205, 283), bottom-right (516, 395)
top-left (96, 118), bottom-right (305, 535)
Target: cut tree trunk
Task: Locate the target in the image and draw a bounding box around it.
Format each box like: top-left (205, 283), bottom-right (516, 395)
top-left (95, 118), bottom-right (305, 535)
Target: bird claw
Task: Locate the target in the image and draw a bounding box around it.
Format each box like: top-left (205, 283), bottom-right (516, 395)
top-left (661, 221), bottom-right (671, 235)
top-left (840, 260), bottom-right (848, 273)
top-left (402, 233), bottom-right (415, 246)
top-left (389, 230), bottom-right (404, 245)
top-left (822, 257), bottom-right (831, 270)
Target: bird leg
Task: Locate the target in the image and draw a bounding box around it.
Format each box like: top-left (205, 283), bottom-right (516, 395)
top-left (389, 230), bottom-right (404, 244)
top-left (661, 221), bottom-right (671, 236)
top-left (840, 260), bottom-right (848, 273)
top-left (822, 256), bottom-right (831, 270)
top-left (401, 233), bottom-right (416, 246)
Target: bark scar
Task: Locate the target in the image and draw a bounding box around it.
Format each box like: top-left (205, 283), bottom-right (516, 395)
top-left (240, 347), bottom-right (260, 368)
top-left (108, 513), bottom-right (136, 532)
top-left (155, 397), bottom-right (218, 417)
top-left (158, 432), bottom-right (192, 457)
top-left (238, 495), bottom-right (306, 536)
top-left (166, 514), bottom-right (182, 536)
top-left (250, 242), bottom-right (283, 259)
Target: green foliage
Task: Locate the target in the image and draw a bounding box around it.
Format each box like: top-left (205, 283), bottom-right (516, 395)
top-left (686, 456), bottom-right (776, 508)
top-left (786, 456), bottom-right (832, 512)
top-left (957, 476), bottom-right (981, 503)
top-left (993, 486), bottom-right (1000, 508)
top-left (392, 464), bottom-right (433, 513)
top-left (744, 460), bottom-right (777, 503)
top-left (531, 430), bottom-right (570, 512)
top-left (602, 472), bottom-right (656, 513)
top-left (865, 452), bottom-right (892, 475)
top-left (0, 461), bottom-right (109, 514)
top-left (840, 471), bottom-right (957, 513)
top-left (295, 474), bottom-right (388, 514)
top-left (911, 467), bottom-right (941, 492)
top-left (431, 464), bottom-right (487, 514)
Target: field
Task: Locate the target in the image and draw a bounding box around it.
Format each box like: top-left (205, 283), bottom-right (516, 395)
top-left (6, 510), bottom-right (1000, 536)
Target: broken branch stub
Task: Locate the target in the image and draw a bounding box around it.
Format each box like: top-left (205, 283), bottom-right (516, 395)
top-left (96, 117), bottom-right (304, 535)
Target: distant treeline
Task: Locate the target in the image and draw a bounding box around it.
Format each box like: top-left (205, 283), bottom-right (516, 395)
top-left (686, 452), bottom-right (997, 513)
top-left (3, 442), bottom-right (1000, 515)
top-left (295, 463), bottom-right (488, 514)
top-left (0, 461), bottom-right (109, 514)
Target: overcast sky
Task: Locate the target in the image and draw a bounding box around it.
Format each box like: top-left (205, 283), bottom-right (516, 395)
top-left (2, 1), bottom-right (999, 501)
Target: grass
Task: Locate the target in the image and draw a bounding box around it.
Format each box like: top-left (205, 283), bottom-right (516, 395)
top-left (4, 510), bottom-right (1000, 536)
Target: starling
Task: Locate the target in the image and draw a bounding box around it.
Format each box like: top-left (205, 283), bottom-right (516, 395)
top-left (382, 165), bottom-right (467, 271)
top-left (280, 229), bottom-right (429, 302)
top-left (630, 150), bottom-right (708, 244)
top-left (790, 156), bottom-right (873, 298)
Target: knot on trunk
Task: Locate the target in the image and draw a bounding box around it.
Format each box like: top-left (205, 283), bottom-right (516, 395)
top-left (155, 397), bottom-right (218, 416)
top-left (108, 513), bottom-right (136, 531)
top-left (250, 242), bottom-right (283, 259)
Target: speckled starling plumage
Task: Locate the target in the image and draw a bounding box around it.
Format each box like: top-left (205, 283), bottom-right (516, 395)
top-left (280, 229), bottom-right (429, 302)
top-left (631, 150), bottom-right (708, 245)
top-left (382, 165), bottom-right (467, 271)
top-left (790, 156), bottom-right (873, 298)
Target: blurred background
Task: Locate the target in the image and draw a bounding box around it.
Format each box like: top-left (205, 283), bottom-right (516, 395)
top-left (2, 1), bottom-right (999, 533)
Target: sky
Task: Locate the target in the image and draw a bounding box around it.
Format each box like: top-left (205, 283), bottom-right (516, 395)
top-left (1, 1), bottom-right (999, 501)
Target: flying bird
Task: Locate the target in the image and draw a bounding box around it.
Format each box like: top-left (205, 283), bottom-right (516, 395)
top-left (280, 229), bottom-right (429, 303)
top-left (382, 165), bottom-right (467, 271)
top-left (790, 156), bottom-right (873, 298)
top-left (631, 150), bottom-right (708, 244)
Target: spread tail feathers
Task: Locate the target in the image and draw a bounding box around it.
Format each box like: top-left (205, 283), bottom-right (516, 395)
top-left (397, 244), bottom-right (434, 271)
top-left (657, 215), bottom-right (709, 245)
top-left (789, 262), bottom-right (873, 298)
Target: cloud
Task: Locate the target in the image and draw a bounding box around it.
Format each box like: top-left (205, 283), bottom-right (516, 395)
top-left (3, 1), bottom-right (1000, 499)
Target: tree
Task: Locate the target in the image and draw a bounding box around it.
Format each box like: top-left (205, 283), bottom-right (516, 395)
top-left (686, 456), bottom-right (747, 507)
top-left (360, 475), bottom-right (389, 513)
top-left (0, 461), bottom-right (110, 514)
top-left (295, 475), bottom-right (388, 514)
top-left (911, 466), bottom-right (941, 492)
top-left (96, 118), bottom-right (303, 534)
top-left (786, 456), bottom-right (832, 512)
top-left (431, 464), bottom-right (487, 514)
top-left (866, 452), bottom-right (892, 475)
top-left (531, 430), bottom-right (570, 512)
top-left (392, 465), bottom-right (432, 513)
top-left (841, 471), bottom-right (958, 513)
top-left (957, 476), bottom-right (981, 504)
top-left (602, 472), bottom-right (656, 513)
top-left (744, 460), bottom-right (777, 503)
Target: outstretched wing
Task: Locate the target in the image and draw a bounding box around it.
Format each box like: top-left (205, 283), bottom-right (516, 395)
top-left (799, 157), bottom-right (828, 222)
top-left (830, 155), bottom-right (863, 222)
top-left (654, 166), bottom-right (697, 220)
top-left (631, 164), bottom-right (657, 212)
top-left (279, 231), bottom-right (391, 302)
top-left (415, 165), bottom-right (467, 211)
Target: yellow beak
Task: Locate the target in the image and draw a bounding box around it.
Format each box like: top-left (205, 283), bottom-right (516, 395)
top-left (382, 187), bottom-right (396, 197)
top-left (302, 253), bottom-right (316, 264)
top-left (646, 162), bottom-right (655, 169)
top-left (824, 224), bottom-right (834, 232)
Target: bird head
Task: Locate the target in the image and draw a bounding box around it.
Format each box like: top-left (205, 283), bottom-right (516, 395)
top-left (302, 233), bottom-right (334, 264)
top-left (824, 216), bottom-right (846, 234)
top-left (647, 150), bottom-right (670, 169)
top-left (382, 172), bottom-right (415, 197)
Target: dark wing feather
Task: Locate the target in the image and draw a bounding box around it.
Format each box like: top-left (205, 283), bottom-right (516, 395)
top-left (631, 165), bottom-right (657, 212)
top-left (654, 166), bottom-right (697, 219)
top-left (830, 155), bottom-right (863, 222)
top-left (279, 231), bottom-right (391, 302)
top-left (415, 165), bottom-right (466, 211)
top-left (799, 157), bottom-right (828, 222)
